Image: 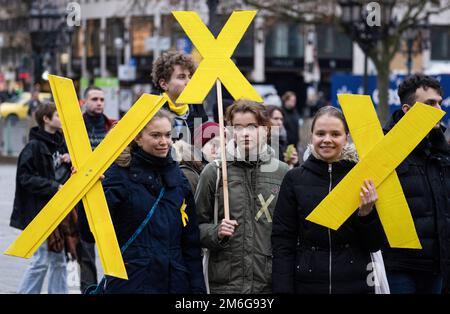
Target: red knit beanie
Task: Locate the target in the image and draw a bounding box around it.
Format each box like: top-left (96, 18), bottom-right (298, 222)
top-left (193, 121), bottom-right (220, 148)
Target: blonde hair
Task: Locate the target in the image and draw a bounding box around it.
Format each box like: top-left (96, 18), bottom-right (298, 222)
top-left (115, 109), bottom-right (174, 167)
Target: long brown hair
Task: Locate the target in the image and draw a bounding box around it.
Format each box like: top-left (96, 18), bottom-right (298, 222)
top-left (116, 109), bottom-right (174, 167)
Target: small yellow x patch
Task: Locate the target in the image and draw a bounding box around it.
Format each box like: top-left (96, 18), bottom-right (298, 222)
top-left (306, 97), bottom-right (444, 249)
top-left (5, 75), bottom-right (167, 279)
top-left (255, 194), bottom-right (275, 223)
top-left (172, 11), bottom-right (263, 104)
top-left (180, 199), bottom-right (189, 227)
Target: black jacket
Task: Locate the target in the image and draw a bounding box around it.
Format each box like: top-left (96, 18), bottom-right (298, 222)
top-left (10, 127), bottom-right (67, 230)
top-left (282, 107), bottom-right (300, 146)
top-left (382, 109), bottom-right (450, 279)
top-left (272, 153), bottom-right (384, 294)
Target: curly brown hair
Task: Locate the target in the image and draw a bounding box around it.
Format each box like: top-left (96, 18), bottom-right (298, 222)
top-left (151, 51), bottom-right (196, 93)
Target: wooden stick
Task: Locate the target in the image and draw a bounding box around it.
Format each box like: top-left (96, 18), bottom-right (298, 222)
top-left (216, 80), bottom-right (230, 220)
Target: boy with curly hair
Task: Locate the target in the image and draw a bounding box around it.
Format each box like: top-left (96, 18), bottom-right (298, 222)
top-left (152, 51), bottom-right (208, 143)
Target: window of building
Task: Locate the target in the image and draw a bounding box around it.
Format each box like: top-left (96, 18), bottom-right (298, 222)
top-left (131, 16), bottom-right (154, 56)
top-left (316, 25), bottom-right (352, 59)
top-left (72, 26), bottom-right (82, 58)
top-left (106, 18), bottom-right (124, 56)
top-left (431, 26), bottom-right (450, 61)
top-left (265, 22), bottom-right (304, 58)
top-left (163, 14), bottom-right (183, 52)
top-left (86, 19), bottom-right (100, 57)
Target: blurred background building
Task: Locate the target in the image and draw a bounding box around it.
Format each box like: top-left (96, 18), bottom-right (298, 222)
top-left (0, 0), bottom-right (449, 156)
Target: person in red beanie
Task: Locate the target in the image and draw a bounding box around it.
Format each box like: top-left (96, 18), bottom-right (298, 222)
top-left (194, 121), bottom-right (221, 163)
top-left (173, 121), bottom-right (222, 194)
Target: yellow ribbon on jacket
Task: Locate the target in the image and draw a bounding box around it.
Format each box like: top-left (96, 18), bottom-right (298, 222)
top-left (180, 199), bottom-right (189, 227)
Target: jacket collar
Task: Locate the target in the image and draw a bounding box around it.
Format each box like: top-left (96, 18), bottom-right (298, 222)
top-left (302, 143), bottom-right (357, 175)
top-left (28, 127), bottom-right (64, 155)
top-left (129, 147), bottom-right (182, 188)
top-left (223, 140), bottom-right (275, 168)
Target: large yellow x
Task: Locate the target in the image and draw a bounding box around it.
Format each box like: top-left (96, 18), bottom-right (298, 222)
top-left (173, 11), bottom-right (263, 104)
top-left (306, 97), bottom-right (444, 249)
top-left (5, 76), bottom-right (166, 279)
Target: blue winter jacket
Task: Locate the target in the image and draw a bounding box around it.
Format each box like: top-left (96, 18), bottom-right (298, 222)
top-left (80, 147), bottom-right (206, 294)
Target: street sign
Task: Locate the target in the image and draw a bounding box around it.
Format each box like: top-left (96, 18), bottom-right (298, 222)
top-left (331, 73), bottom-right (450, 124)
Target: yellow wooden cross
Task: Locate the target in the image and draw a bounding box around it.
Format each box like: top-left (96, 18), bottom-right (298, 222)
top-left (5, 75), bottom-right (167, 279)
top-left (172, 11), bottom-right (263, 104)
top-left (306, 96), bottom-right (444, 249)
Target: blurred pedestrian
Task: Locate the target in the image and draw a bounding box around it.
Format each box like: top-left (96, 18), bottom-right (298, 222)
top-left (27, 90), bottom-right (41, 118)
top-left (266, 105), bottom-right (299, 168)
top-left (172, 121), bottom-right (221, 194)
top-left (281, 91), bottom-right (300, 147)
top-left (10, 103), bottom-right (72, 294)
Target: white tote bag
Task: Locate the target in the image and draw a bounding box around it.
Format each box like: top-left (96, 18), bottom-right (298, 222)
top-left (202, 160), bottom-right (221, 294)
top-left (370, 250), bottom-right (390, 294)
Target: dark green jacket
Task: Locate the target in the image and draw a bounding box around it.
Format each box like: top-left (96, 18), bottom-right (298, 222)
top-left (195, 146), bottom-right (289, 293)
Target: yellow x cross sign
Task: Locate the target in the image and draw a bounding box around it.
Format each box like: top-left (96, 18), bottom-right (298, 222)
top-left (255, 194), bottom-right (275, 223)
top-left (172, 11), bottom-right (263, 104)
top-left (306, 98), bottom-right (444, 249)
top-left (5, 75), bottom-right (167, 279)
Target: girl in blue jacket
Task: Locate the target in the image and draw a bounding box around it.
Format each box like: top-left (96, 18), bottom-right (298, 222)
top-left (80, 109), bottom-right (205, 294)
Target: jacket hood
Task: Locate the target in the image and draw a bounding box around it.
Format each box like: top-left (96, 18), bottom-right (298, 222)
top-left (28, 127), bottom-right (65, 152)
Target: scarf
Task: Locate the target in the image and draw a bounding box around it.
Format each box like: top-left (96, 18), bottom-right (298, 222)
top-left (164, 93), bottom-right (189, 116)
top-left (132, 146), bottom-right (172, 169)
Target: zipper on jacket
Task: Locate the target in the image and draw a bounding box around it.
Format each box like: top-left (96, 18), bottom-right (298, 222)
top-left (328, 163), bottom-right (332, 295)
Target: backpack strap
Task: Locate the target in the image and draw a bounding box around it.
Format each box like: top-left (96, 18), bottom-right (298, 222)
top-left (120, 187), bottom-right (165, 253)
top-left (87, 187), bottom-right (166, 294)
